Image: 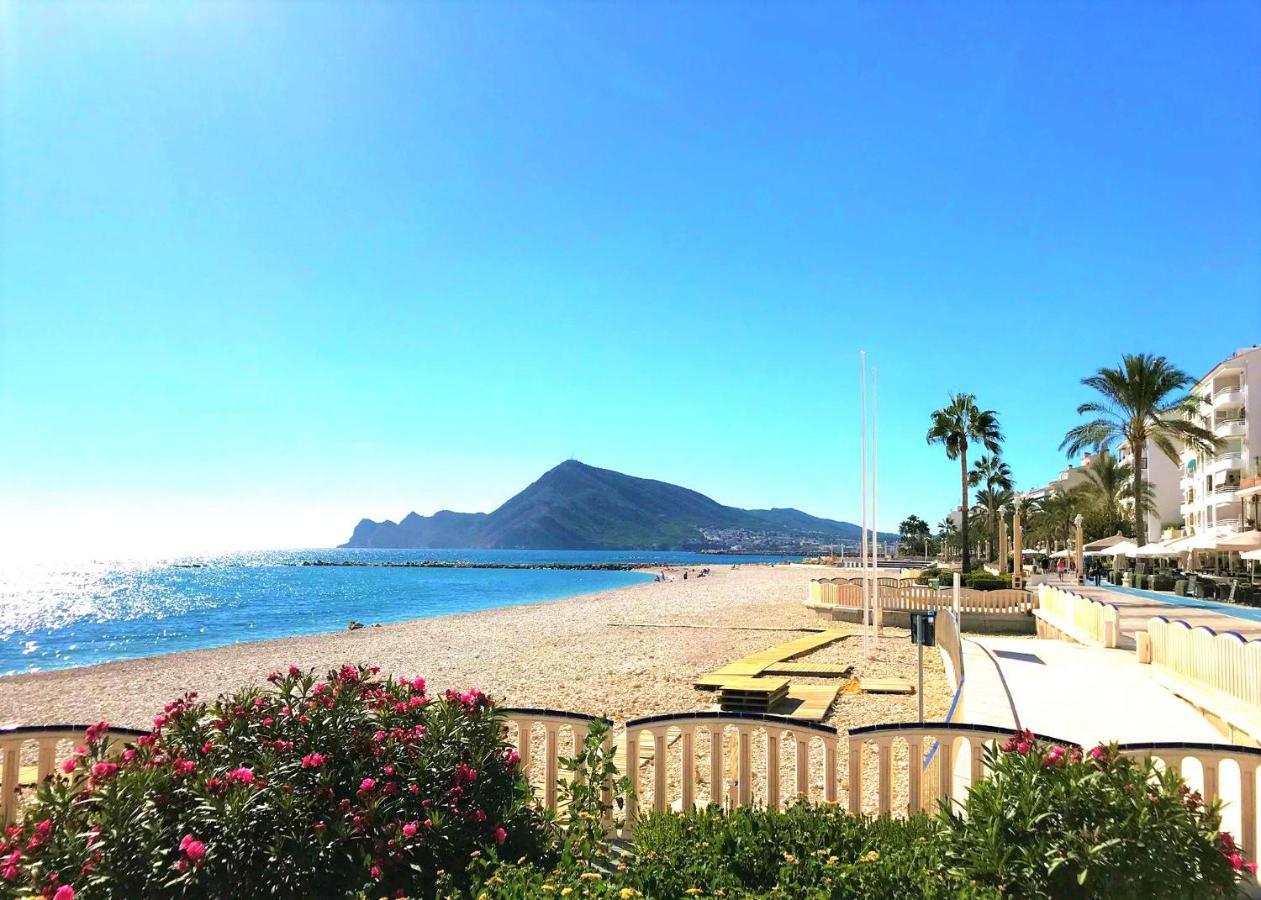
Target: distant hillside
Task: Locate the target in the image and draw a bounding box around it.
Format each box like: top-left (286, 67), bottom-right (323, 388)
top-left (341, 461), bottom-right (896, 551)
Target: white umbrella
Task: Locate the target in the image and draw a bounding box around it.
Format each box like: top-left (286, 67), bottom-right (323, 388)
top-left (1134, 540), bottom-right (1179, 558)
top-left (1243, 549), bottom-right (1261, 561)
top-left (1084, 533), bottom-right (1128, 552)
top-left (1216, 530), bottom-right (1261, 552)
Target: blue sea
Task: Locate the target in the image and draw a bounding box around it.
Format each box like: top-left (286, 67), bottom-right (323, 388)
top-left (0, 549), bottom-right (794, 676)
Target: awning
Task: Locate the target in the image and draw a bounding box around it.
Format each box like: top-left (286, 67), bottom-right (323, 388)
top-left (1049, 549), bottom-right (1072, 558)
top-left (1216, 530), bottom-right (1261, 552)
top-left (1083, 533), bottom-right (1128, 552)
top-left (1021, 548), bottom-right (1041, 556)
top-left (1243, 549), bottom-right (1261, 561)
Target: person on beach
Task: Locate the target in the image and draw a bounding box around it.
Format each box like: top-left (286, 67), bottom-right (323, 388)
top-left (1056, 558), bottom-right (1066, 580)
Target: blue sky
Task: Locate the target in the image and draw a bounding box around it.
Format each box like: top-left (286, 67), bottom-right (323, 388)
top-left (2, 2), bottom-right (1259, 556)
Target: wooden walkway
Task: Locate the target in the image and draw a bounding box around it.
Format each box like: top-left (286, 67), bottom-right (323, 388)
top-left (694, 628), bottom-right (855, 685)
top-left (692, 627), bottom-right (854, 721)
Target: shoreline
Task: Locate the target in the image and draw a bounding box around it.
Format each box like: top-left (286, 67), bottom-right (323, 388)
top-left (0, 566), bottom-right (947, 743)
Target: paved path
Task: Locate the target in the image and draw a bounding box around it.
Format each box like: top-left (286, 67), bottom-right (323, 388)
top-left (960, 634), bottom-right (1221, 746)
top-left (1033, 575), bottom-right (1261, 644)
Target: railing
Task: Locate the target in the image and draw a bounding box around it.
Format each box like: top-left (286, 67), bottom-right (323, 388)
top-left (1034, 584), bottom-right (1121, 648)
top-left (0, 725), bottom-right (148, 825)
top-left (808, 579), bottom-right (1033, 614)
top-left (620, 712), bottom-right (841, 836)
top-left (1144, 618), bottom-right (1261, 710)
top-left (936, 609), bottom-right (965, 720)
top-left (1115, 742), bottom-right (1261, 861)
top-left (500, 708), bottom-right (603, 813)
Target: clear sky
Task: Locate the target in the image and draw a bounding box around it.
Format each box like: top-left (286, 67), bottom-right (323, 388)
top-left (2, 2), bottom-right (1259, 557)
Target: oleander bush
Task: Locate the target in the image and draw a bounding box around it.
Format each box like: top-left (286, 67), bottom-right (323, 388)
top-left (0, 665), bottom-right (550, 900)
top-left (2, 675), bottom-right (1254, 899)
top-left (940, 732), bottom-right (1245, 899)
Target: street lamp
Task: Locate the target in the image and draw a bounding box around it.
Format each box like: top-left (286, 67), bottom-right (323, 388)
top-left (1074, 513), bottom-right (1085, 585)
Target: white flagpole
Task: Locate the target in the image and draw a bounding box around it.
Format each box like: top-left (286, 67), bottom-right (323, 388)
top-left (872, 367), bottom-right (880, 638)
top-left (860, 352), bottom-right (870, 651)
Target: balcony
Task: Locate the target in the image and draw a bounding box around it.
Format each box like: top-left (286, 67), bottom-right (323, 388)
top-left (1214, 416), bottom-right (1247, 438)
top-left (1207, 452), bottom-right (1244, 476)
top-left (1213, 386), bottom-right (1244, 409)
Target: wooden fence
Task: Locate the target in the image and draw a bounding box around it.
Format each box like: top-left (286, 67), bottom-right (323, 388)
top-left (1145, 618), bottom-right (1261, 713)
top-left (5, 713), bottom-right (1261, 868)
top-left (1034, 584), bottom-right (1121, 648)
top-left (808, 578), bottom-right (1034, 615)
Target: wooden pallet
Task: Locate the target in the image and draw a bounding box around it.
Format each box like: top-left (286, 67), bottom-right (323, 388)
top-left (718, 676), bottom-right (789, 713)
top-left (858, 676), bottom-right (915, 695)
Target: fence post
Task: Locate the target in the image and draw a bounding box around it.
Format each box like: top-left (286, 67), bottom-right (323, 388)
top-left (952, 572), bottom-right (961, 618)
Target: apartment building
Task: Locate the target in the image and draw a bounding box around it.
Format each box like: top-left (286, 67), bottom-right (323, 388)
top-left (1116, 440), bottom-right (1182, 539)
top-left (1178, 345), bottom-right (1261, 535)
top-left (1021, 452), bottom-right (1095, 507)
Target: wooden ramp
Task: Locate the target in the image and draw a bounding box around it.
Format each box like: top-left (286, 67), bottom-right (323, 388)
top-left (694, 627), bottom-right (854, 689)
top-left (770, 684), bottom-right (842, 722)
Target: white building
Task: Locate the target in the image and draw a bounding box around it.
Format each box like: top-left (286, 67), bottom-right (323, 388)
top-left (1021, 452), bottom-right (1095, 507)
top-left (1116, 440), bottom-right (1182, 539)
top-left (1178, 345), bottom-right (1261, 535)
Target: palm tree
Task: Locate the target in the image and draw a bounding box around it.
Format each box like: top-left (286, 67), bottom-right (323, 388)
top-left (1060, 354), bottom-right (1221, 547)
top-left (936, 518), bottom-right (957, 561)
top-left (1078, 450), bottom-right (1155, 535)
top-left (972, 486), bottom-right (1015, 561)
top-left (1030, 488), bottom-right (1087, 551)
top-left (927, 394), bottom-right (1003, 573)
top-left (969, 455), bottom-right (1014, 561)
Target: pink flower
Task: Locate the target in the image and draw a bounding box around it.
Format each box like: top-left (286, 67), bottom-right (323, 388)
top-left (179, 835), bottom-right (206, 861)
top-left (505, 750), bottom-right (520, 770)
top-left (288, 665), bottom-right (301, 676)
top-left (410, 677), bottom-right (426, 693)
top-left (401, 821), bottom-right (418, 838)
top-left (60, 758), bottom-right (78, 774)
top-left (455, 763), bottom-right (478, 786)
top-left (1090, 746), bottom-right (1106, 760)
top-left (173, 759), bottom-right (196, 776)
top-left (301, 753), bottom-right (326, 769)
top-left (227, 767), bottom-right (255, 785)
top-left (493, 825), bottom-right (507, 845)
top-left (1229, 852), bottom-right (1245, 871)
top-left (53, 886), bottom-right (75, 900)
top-left (90, 762), bottom-right (119, 780)
top-left (369, 865), bottom-right (382, 879)
top-left (1245, 861), bottom-right (1259, 876)
top-left (360, 777), bottom-right (376, 792)
top-left (373, 730), bottom-right (386, 743)
top-left (122, 749), bottom-right (136, 763)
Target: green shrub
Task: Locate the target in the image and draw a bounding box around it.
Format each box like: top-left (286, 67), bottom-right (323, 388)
top-left (1152, 574), bottom-right (1176, 592)
top-left (0, 666), bottom-right (549, 899)
top-left (940, 734), bottom-right (1244, 899)
top-left (1175, 578), bottom-right (1188, 596)
top-left (915, 567), bottom-right (946, 586)
top-left (1133, 574), bottom-right (1146, 590)
top-left (964, 573), bottom-right (1012, 591)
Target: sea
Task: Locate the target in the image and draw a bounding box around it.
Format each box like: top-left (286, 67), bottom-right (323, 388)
top-left (0, 549), bottom-right (797, 676)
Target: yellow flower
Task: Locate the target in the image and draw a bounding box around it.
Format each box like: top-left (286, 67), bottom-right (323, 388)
top-left (684, 890), bottom-right (704, 896)
top-left (783, 852), bottom-right (797, 864)
top-left (540, 887), bottom-right (555, 895)
top-left (865, 850), bottom-right (880, 862)
top-left (619, 890), bottom-right (642, 899)
top-left (561, 889), bottom-right (573, 898)
top-left (580, 873), bottom-right (602, 881)
top-left (827, 855), bottom-right (838, 866)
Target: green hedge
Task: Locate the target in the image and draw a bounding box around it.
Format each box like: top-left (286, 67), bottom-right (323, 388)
top-left (1175, 578), bottom-right (1188, 596)
top-left (1152, 574), bottom-right (1176, 592)
top-left (964, 573), bottom-right (1012, 592)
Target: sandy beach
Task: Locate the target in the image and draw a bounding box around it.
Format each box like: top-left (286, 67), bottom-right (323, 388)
top-left (0, 564), bottom-right (946, 730)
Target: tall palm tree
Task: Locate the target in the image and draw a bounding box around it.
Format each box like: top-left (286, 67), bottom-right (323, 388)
top-left (1079, 450), bottom-right (1155, 535)
top-left (927, 394), bottom-right (1003, 573)
top-left (969, 455), bottom-right (1014, 561)
top-left (936, 518), bottom-right (957, 560)
top-left (1030, 488), bottom-right (1087, 550)
top-left (1060, 354), bottom-right (1221, 547)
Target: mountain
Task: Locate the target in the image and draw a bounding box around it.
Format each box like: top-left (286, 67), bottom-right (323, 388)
top-left (340, 460), bottom-right (897, 551)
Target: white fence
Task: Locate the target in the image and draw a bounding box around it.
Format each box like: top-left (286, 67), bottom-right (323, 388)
top-left (1034, 584), bottom-right (1121, 648)
top-left (809, 578), bottom-right (1034, 615)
